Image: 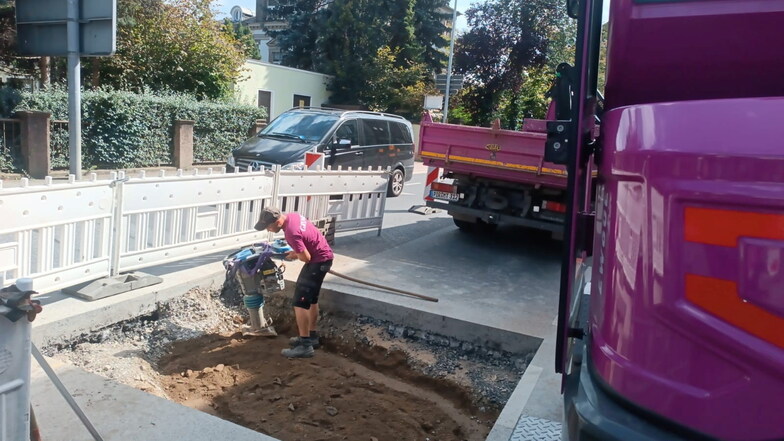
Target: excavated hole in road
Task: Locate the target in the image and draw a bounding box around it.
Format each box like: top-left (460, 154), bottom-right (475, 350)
top-left (46, 286), bottom-right (535, 441)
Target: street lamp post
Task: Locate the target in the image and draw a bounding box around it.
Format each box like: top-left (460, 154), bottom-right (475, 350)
top-left (443, 0), bottom-right (458, 123)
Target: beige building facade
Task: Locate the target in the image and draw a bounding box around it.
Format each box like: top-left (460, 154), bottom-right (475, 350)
top-left (234, 60), bottom-right (332, 121)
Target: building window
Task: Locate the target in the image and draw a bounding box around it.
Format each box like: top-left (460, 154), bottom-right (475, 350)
top-left (258, 90), bottom-right (272, 119)
top-left (293, 94), bottom-right (311, 108)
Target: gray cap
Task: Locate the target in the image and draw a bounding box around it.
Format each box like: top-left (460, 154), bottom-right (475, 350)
top-left (254, 206), bottom-right (281, 231)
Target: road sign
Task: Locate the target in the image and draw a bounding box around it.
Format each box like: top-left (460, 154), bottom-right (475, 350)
top-left (435, 74), bottom-right (464, 95)
top-left (16, 0), bottom-right (117, 180)
top-left (424, 95), bottom-right (443, 110)
top-left (305, 152), bottom-right (325, 170)
top-left (16, 0), bottom-right (116, 56)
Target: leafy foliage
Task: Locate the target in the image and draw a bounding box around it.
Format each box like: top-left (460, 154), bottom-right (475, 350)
top-left (413, 0), bottom-right (450, 71)
top-left (0, 0), bottom-right (42, 85)
top-left (14, 87), bottom-right (266, 169)
top-left (451, 0), bottom-right (575, 127)
top-left (276, 0), bottom-right (449, 115)
top-left (272, 0), bottom-right (329, 70)
top-left (362, 46), bottom-right (433, 120)
top-left (94, 0), bottom-right (247, 100)
top-left (0, 136), bottom-right (16, 173)
top-left (0, 86), bottom-right (22, 117)
top-left (223, 19), bottom-right (262, 60)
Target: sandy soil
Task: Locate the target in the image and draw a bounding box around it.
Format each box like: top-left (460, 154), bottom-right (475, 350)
top-left (50, 288), bottom-right (524, 441)
top-left (158, 332), bottom-right (499, 441)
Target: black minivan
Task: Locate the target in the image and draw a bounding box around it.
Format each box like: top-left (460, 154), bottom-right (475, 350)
top-left (227, 108), bottom-right (415, 197)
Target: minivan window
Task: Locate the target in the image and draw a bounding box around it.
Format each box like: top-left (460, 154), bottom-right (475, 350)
top-left (361, 119), bottom-right (390, 146)
top-left (390, 122), bottom-right (412, 144)
top-left (260, 112), bottom-right (339, 143)
top-left (334, 120), bottom-right (359, 145)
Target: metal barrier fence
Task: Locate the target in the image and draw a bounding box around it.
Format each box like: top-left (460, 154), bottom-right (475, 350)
top-left (0, 304), bottom-right (32, 441)
top-left (50, 120), bottom-right (69, 170)
top-left (277, 167), bottom-right (389, 236)
top-left (0, 166), bottom-right (388, 294)
top-left (0, 118), bottom-right (21, 162)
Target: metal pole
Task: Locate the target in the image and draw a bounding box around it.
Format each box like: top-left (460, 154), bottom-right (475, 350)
top-left (443, 0), bottom-right (458, 123)
top-left (67, 0), bottom-right (82, 179)
top-left (31, 345), bottom-right (105, 441)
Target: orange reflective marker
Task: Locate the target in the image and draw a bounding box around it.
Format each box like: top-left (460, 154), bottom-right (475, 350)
top-left (684, 206), bottom-right (784, 349)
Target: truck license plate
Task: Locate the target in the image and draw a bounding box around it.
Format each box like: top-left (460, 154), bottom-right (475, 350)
top-left (430, 190), bottom-right (460, 201)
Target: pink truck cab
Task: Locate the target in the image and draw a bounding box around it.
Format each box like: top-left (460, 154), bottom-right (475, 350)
top-left (555, 0), bottom-right (784, 440)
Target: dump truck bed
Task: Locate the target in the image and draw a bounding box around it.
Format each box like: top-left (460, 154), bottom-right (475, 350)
top-left (418, 113), bottom-right (567, 189)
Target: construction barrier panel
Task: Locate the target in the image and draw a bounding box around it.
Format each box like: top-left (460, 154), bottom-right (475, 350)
top-left (0, 166), bottom-right (388, 293)
top-left (0, 308), bottom-right (32, 441)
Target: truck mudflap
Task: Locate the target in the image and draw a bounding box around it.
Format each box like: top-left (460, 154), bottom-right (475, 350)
top-left (425, 200), bottom-right (564, 233)
top-left (564, 343), bottom-right (720, 441)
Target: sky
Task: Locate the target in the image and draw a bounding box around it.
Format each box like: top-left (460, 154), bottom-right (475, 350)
top-left (214, 0), bottom-right (610, 33)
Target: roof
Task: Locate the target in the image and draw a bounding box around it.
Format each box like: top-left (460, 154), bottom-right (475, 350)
top-left (285, 107), bottom-right (410, 123)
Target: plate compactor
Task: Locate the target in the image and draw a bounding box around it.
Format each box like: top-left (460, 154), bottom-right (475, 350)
top-left (222, 240), bottom-right (292, 337)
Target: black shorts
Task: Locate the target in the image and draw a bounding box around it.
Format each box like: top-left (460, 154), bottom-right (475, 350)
top-left (293, 260), bottom-right (333, 309)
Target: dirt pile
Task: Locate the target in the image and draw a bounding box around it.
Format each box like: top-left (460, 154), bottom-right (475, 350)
top-left (47, 288), bottom-right (529, 440)
top-left (158, 333), bottom-right (498, 440)
top-left (45, 287), bottom-right (241, 397)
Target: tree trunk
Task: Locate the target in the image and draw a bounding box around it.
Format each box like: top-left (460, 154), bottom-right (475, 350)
top-left (38, 57), bottom-right (50, 88)
top-left (91, 58), bottom-right (100, 88)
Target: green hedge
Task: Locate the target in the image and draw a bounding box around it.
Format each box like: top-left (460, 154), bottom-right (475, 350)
top-left (13, 87), bottom-right (266, 169)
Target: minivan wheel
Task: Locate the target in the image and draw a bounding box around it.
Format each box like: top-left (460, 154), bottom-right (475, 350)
top-left (387, 168), bottom-right (404, 197)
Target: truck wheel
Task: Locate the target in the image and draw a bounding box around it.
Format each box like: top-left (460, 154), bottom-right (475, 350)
top-left (453, 218), bottom-right (475, 232)
top-left (387, 168), bottom-right (405, 197)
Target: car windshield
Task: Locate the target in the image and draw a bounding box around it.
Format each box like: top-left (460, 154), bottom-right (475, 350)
top-left (259, 111), bottom-right (339, 143)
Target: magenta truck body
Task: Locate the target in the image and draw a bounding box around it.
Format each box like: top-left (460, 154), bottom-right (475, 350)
top-left (558, 0), bottom-right (784, 440)
top-left (419, 108), bottom-right (570, 233)
top-left (419, 112), bottom-right (566, 189)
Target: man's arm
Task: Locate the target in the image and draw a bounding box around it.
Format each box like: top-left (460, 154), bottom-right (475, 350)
top-left (286, 249), bottom-right (311, 263)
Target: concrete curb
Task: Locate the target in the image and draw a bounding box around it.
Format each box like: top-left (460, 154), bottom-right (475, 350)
top-left (32, 262), bottom-right (226, 347)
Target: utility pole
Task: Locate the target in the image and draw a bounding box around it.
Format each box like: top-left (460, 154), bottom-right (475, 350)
top-left (443, 0), bottom-right (458, 123)
top-left (67, 0), bottom-right (82, 179)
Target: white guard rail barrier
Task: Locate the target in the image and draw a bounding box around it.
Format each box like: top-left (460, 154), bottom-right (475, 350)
top-left (276, 167), bottom-right (389, 236)
top-left (0, 310), bottom-right (32, 441)
top-left (0, 166), bottom-right (388, 293)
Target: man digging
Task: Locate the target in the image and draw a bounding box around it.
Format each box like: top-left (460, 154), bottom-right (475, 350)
top-left (255, 207), bottom-right (334, 358)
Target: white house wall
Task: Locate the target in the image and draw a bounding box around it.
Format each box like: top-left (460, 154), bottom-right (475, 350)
top-left (235, 60), bottom-right (332, 121)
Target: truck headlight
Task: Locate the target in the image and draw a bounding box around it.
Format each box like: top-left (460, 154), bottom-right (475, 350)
top-left (227, 154), bottom-right (236, 167)
top-left (282, 162), bottom-right (305, 171)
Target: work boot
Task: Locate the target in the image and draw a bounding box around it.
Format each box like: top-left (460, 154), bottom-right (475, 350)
top-left (242, 325), bottom-right (278, 337)
top-left (281, 343), bottom-right (314, 358)
top-left (288, 336), bottom-right (320, 349)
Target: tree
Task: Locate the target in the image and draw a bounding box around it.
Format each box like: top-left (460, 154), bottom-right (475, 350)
top-left (275, 0), bottom-right (448, 111)
top-left (387, 0), bottom-right (423, 67)
top-left (413, 0), bottom-right (450, 71)
top-left (95, 0), bottom-right (247, 100)
top-left (0, 0), bottom-right (50, 88)
top-left (362, 46), bottom-right (432, 119)
top-left (274, 0), bottom-right (329, 70)
top-left (223, 18), bottom-right (261, 60)
top-left (318, 0), bottom-right (387, 104)
top-left (451, 0), bottom-right (574, 127)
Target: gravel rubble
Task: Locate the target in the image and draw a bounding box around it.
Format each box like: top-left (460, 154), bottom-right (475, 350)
top-left (44, 287), bottom-right (243, 398)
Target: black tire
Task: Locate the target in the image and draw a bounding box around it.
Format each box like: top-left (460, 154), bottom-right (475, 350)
top-left (453, 217), bottom-right (497, 234)
top-left (453, 218), bottom-right (475, 232)
top-left (387, 168), bottom-right (405, 197)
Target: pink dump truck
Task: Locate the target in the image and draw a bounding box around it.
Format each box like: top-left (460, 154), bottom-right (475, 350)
top-left (419, 107), bottom-right (570, 234)
top-left (554, 0), bottom-right (784, 440)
